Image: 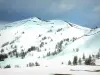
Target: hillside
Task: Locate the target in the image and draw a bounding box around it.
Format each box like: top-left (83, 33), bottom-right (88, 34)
top-left (0, 17), bottom-right (100, 68)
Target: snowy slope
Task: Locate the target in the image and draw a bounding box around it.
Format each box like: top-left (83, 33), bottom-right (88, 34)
top-left (0, 66), bottom-right (100, 75)
top-left (0, 17), bottom-right (100, 67)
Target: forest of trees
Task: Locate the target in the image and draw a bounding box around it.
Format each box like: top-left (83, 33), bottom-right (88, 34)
top-left (67, 52), bottom-right (100, 66)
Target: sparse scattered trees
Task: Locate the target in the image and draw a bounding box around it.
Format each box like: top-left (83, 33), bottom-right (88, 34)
top-left (85, 58), bottom-right (91, 65)
top-left (84, 55), bottom-right (95, 65)
top-left (27, 61), bottom-right (40, 67)
top-left (56, 41), bottom-right (63, 52)
top-left (28, 62), bottom-right (34, 67)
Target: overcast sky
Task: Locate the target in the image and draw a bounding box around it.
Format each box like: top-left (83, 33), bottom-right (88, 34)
top-left (0, 0), bottom-right (100, 27)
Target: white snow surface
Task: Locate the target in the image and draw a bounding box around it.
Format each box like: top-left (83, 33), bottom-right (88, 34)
top-left (0, 17), bottom-right (100, 68)
top-left (0, 66), bottom-right (100, 75)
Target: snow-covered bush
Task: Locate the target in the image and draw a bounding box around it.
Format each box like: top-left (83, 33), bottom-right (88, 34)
top-left (35, 62), bottom-right (40, 66)
top-left (4, 65), bottom-right (11, 68)
top-left (15, 65), bottom-right (20, 68)
top-left (64, 38), bottom-right (69, 42)
top-left (47, 29), bottom-right (52, 32)
top-left (38, 34), bottom-right (42, 37)
top-left (22, 31), bottom-right (24, 34)
top-left (42, 36), bottom-right (47, 40)
top-left (28, 46), bottom-right (37, 52)
top-left (57, 28), bottom-right (63, 32)
top-left (40, 42), bottom-right (44, 48)
top-left (28, 62), bottom-right (34, 67)
top-left (72, 37), bottom-right (77, 42)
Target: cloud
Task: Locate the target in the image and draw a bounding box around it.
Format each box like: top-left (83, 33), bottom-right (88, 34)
top-left (0, 0), bottom-right (100, 27)
top-left (0, 21), bottom-right (9, 25)
top-left (0, 0), bottom-right (97, 14)
top-left (47, 0), bottom-right (97, 14)
top-left (93, 6), bottom-right (100, 13)
top-left (47, 0), bottom-right (75, 14)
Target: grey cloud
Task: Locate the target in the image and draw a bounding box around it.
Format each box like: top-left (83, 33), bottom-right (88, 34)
top-left (0, 0), bottom-right (100, 27)
top-left (0, 0), bottom-right (99, 14)
top-left (93, 6), bottom-right (100, 13)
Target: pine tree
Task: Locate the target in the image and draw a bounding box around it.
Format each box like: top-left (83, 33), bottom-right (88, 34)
top-left (91, 58), bottom-right (96, 65)
top-left (76, 48), bottom-right (79, 52)
top-left (68, 60), bottom-right (71, 65)
top-left (82, 53), bottom-right (85, 60)
top-left (15, 52), bottom-right (18, 58)
top-left (35, 62), bottom-right (40, 66)
top-left (89, 55), bottom-right (92, 61)
top-left (96, 49), bottom-right (100, 59)
top-left (79, 58), bottom-right (82, 65)
top-left (47, 51), bottom-right (50, 56)
top-left (28, 62), bottom-right (34, 67)
top-left (85, 55), bottom-right (92, 65)
top-left (21, 50), bottom-right (25, 59)
top-left (73, 56), bottom-right (78, 65)
top-left (92, 54), bottom-right (95, 58)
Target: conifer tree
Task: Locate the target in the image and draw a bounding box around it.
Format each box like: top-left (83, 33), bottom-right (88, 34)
top-left (73, 56), bottom-right (78, 65)
top-left (79, 58), bottom-right (82, 65)
top-left (68, 60), bottom-right (71, 65)
top-left (82, 53), bottom-right (85, 60)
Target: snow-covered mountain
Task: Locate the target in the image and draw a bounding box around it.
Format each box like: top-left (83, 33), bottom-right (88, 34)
top-left (0, 17), bottom-right (100, 67)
